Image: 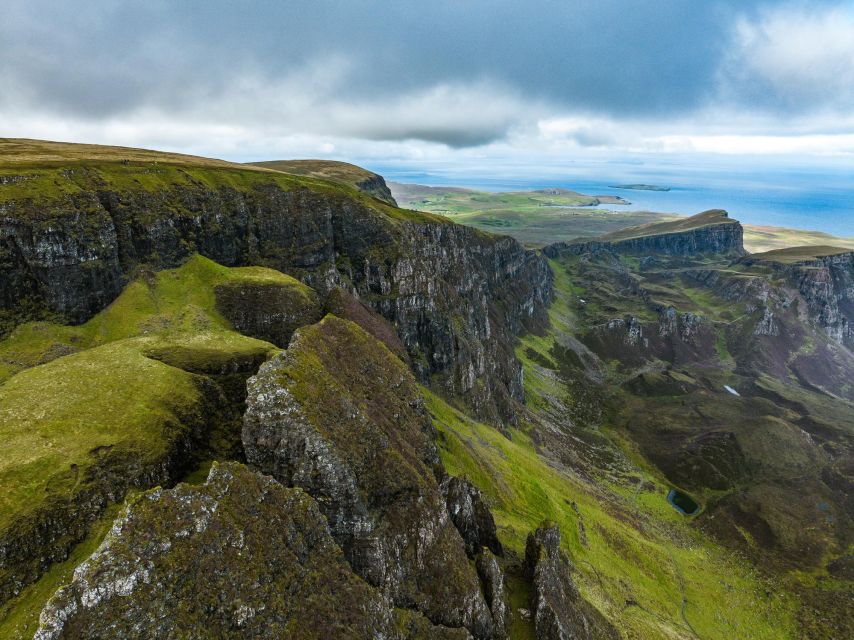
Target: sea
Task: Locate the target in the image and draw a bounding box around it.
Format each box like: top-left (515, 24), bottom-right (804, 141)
top-left (372, 158), bottom-right (854, 237)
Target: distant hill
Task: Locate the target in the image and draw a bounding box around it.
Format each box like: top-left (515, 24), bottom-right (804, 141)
top-left (610, 183), bottom-right (670, 191)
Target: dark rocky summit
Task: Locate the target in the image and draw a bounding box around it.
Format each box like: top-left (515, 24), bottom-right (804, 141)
top-left (34, 462), bottom-right (469, 640)
top-left (242, 316), bottom-right (495, 637)
top-left (524, 524), bottom-right (618, 640)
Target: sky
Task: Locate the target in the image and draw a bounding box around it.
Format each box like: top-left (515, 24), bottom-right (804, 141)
top-left (2, 0), bottom-right (854, 169)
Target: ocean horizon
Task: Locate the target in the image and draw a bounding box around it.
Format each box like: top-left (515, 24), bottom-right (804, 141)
top-left (374, 160), bottom-right (854, 237)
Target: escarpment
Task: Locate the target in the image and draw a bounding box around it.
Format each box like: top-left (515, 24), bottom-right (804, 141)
top-left (0, 150), bottom-right (551, 423)
top-left (545, 209), bottom-right (745, 258)
top-left (740, 248), bottom-right (854, 349)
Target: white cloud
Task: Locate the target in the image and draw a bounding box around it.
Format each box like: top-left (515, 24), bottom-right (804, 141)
top-left (724, 4), bottom-right (854, 111)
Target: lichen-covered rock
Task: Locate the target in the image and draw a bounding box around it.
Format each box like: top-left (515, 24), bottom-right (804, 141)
top-left (214, 275), bottom-right (322, 347)
top-left (34, 462), bottom-right (410, 640)
top-left (524, 523), bottom-right (618, 640)
top-left (476, 550), bottom-right (509, 639)
top-left (441, 475), bottom-right (503, 558)
top-left (243, 315), bottom-right (493, 637)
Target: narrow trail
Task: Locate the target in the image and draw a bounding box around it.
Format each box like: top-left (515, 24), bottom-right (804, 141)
top-left (668, 549), bottom-right (701, 640)
top-left (629, 465), bottom-right (701, 639)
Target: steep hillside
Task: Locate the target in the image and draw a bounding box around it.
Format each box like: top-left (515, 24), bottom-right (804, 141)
top-left (251, 159), bottom-right (398, 205)
top-left (0, 139), bottom-right (551, 424)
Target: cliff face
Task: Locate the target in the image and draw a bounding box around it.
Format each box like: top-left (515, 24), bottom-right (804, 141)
top-left (544, 210), bottom-right (745, 258)
top-left (0, 180), bottom-right (551, 422)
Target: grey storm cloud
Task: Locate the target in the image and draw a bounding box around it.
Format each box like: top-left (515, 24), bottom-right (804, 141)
top-left (0, 0), bottom-right (848, 148)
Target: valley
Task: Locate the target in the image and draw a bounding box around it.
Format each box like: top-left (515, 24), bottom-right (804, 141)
top-left (0, 140), bottom-right (851, 639)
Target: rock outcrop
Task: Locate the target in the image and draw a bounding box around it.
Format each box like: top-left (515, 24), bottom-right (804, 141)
top-left (242, 316), bottom-right (494, 637)
top-left (0, 168), bottom-right (551, 422)
top-left (34, 462), bottom-right (469, 640)
top-left (214, 273), bottom-right (322, 348)
top-left (545, 210), bottom-right (745, 259)
top-left (524, 523), bottom-right (618, 640)
top-left (441, 476), bottom-right (503, 558)
top-left (476, 550), bottom-right (510, 639)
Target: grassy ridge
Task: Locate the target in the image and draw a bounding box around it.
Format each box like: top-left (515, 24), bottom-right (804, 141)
top-left (0, 139), bottom-right (437, 224)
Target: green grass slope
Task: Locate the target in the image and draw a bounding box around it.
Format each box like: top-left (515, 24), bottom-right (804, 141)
top-left (424, 253), bottom-right (802, 639)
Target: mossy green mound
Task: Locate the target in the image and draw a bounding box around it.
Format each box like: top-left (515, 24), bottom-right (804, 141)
top-left (0, 339), bottom-right (216, 601)
top-left (0, 254), bottom-right (323, 611)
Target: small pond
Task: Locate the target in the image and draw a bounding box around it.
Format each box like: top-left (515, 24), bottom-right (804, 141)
top-left (667, 489), bottom-right (700, 515)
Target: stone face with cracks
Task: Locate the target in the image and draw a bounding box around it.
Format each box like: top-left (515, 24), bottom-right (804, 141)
top-left (441, 475), bottom-right (503, 558)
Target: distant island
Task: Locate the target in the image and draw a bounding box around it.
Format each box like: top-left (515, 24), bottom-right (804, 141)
top-left (610, 184), bottom-right (671, 192)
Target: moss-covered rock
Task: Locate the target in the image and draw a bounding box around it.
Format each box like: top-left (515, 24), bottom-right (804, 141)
top-left (243, 315), bottom-right (494, 637)
top-left (33, 462), bottom-right (442, 639)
